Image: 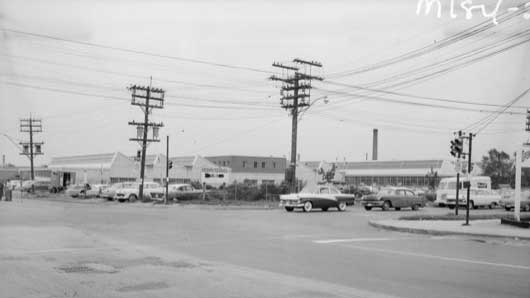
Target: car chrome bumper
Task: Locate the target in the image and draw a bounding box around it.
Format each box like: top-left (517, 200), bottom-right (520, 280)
top-left (279, 200), bottom-right (304, 208)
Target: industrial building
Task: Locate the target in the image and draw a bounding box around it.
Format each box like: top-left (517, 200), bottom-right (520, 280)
top-left (169, 155), bottom-right (230, 186)
top-left (48, 152), bottom-right (138, 186)
top-left (302, 159), bottom-right (463, 187)
top-left (205, 155), bottom-right (286, 185)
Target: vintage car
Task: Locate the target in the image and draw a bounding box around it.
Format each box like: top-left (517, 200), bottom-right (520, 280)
top-left (150, 183), bottom-right (204, 201)
top-left (66, 184), bottom-right (103, 198)
top-left (101, 182), bottom-right (135, 200)
top-left (114, 182), bottom-right (161, 202)
top-left (362, 187), bottom-right (426, 211)
top-left (446, 189), bottom-right (501, 209)
top-left (500, 191), bottom-right (530, 212)
top-left (279, 184), bottom-right (356, 212)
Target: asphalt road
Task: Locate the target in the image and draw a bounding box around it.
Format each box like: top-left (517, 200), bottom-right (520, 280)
top-left (1, 195), bottom-right (529, 298)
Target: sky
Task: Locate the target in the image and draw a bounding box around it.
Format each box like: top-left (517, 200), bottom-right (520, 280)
top-left (0, 0), bottom-right (529, 167)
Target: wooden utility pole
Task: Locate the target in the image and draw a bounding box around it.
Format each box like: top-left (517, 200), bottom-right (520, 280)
top-left (270, 59), bottom-right (323, 193)
top-left (128, 78), bottom-right (165, 201)
top-left (165, 135), bottom-right (169, 205)
top-left (20, 116), bottom-right (43, 181)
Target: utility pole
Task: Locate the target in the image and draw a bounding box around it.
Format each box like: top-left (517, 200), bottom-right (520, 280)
top-left (128, 79), bottom-right (165, 201)
top-left (514, 109), bottom-right (530, 221)
top-left (463, 132), bottom-right (474, 226)
top-left (270, 58), bottom-right (323, 193)
top-left (165, 135), bottom-right (169, 205)
top-left (20, 116), bottom-right (43, 181)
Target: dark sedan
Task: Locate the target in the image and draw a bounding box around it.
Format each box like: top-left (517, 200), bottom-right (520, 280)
top-left (362, 187), bottom-right (426, 211)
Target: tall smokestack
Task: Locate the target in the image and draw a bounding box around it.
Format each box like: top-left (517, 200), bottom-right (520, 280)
top-left (372, 129), bottom-right (378, 160)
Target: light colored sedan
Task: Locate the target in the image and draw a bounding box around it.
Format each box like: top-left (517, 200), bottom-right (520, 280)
top-left (279, 184), bottom-right (355, 212)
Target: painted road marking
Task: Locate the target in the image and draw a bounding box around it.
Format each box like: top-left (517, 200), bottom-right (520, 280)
top-left (321, 242), bottom-right (530, 270)
top-left (314, 238), bottom-right (412, 244)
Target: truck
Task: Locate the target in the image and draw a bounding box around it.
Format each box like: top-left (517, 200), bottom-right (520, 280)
top-left (434, 176), bottom-right (491, 207)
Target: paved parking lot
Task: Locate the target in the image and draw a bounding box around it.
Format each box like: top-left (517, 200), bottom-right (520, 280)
top-left (1, 196), bottom-right (529, 298)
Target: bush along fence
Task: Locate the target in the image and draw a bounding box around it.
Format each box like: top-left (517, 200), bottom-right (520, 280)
top-left (198, 182), bottom-right (292, 201)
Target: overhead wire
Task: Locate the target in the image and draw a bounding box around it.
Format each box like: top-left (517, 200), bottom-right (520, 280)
top-left (0, 27), bottom-right (272, 74)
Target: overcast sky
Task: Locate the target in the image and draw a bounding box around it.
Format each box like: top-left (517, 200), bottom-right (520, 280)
top-left (0, 0), bottom-right (529, 166)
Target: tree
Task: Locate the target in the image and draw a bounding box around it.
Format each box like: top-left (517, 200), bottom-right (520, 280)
top-left (318, 163), bottom-right (336, 183)
top-left (480, 149), bottom-right (514, 189)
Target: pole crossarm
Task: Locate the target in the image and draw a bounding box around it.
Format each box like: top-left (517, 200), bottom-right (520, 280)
top-left (128, 138), bottom-right (161, 143)
top-left (128, 121), bottom-right (164, 127)
top-left (272, 62), bottom-right (299, 71)
top-left (293, 58), bottom-right (323, 67)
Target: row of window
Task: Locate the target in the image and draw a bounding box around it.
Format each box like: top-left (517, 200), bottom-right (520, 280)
top-left (213, 160), bottom-right (277, 169)
top-left (345, 176), bottom-right (441, 187)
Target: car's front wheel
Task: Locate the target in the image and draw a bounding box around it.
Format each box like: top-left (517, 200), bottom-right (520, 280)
top-left (128, 194), bottom-right (137, 203)
top-left (303, 201), bottom-right (313, 212)
top-left (382, 201), bottom-right (391, 211)
top-left (364, 206), bottom-right (372, 211)
top-left (337, 202), bottom-right (347, 211)
top-left (285, 207), bottom-right (294, 212)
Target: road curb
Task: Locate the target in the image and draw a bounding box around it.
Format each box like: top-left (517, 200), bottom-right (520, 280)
top-left (368, 220), bottom-right (530, 240)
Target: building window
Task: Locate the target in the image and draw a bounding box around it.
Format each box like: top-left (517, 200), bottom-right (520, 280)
top-left (273, 162), bottom-right (276, 168)
top-left (254, 161), bottom-right (258, 168)
top-left (261, 161), bottom-right (266, 168)
top-left (242, 161), bottom-right (247, 168)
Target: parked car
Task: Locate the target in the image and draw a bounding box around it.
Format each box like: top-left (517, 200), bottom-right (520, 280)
top-left (279, 184), bottom-right (355, 212)
top-left (114, 182), bottom-right (161, 202)
top-left (500, 191), bottom-right (530, 211)
top-left (362, 187), bottom-right (426, 211)
top-left (66, 184), bottom-right (91, 198)
top-left (100, 182), bottom-right (134, 200)
top-left (150, 183), bottom-right (204, 201)
top-left (89, 184), bottom-right (109, 197)
top-left (20, 179), bottom-right (52, 193)
top-left (446, 189), bottom-right (501, 209)
top-left (6, 180), bottom-right (23, 190)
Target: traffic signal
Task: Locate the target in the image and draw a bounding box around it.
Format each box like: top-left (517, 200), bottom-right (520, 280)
top-left (450, 138), bottom-right (463, 158)
top-left (136, 150), bottom-right (141, 161)
top-left (168, 161), bottom-right (173, 169)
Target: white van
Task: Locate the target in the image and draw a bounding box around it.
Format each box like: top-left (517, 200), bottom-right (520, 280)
top-left (434, 176), bottom-right (491, 207)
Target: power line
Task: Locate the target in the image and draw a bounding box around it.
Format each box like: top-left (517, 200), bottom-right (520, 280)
top-left (322, 80), bottom-right (528, 110)
top-left (362, 29), bottom-right (530, 89)
top-left (0, 27), bottom-right (272, 74)
top-left (2, 81), bottom-right (279, 111)
top-left (314, 87), bottom-right (526, 115)
top-left (327, 5), bottom-right (528, 78)
top-left (0, 53), bottom-right (270, 95)
top-left (471, 87), bottom-right (530, 135)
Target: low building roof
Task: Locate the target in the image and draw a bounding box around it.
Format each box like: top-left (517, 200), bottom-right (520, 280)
top-left (49, 153), bottom-right (119, 170)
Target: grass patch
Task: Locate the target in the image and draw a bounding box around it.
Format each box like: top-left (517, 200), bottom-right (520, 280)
top-left (399, 213), bottom-right (530, 221)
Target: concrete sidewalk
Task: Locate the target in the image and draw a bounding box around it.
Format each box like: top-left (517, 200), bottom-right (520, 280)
top-left (369, 219), bottom-right (530, 240)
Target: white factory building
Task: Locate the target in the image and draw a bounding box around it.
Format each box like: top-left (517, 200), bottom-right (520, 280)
top-left (48, 152), bottom-right (230, 187)
top-left (48, 152), bottom-right (137, 186)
